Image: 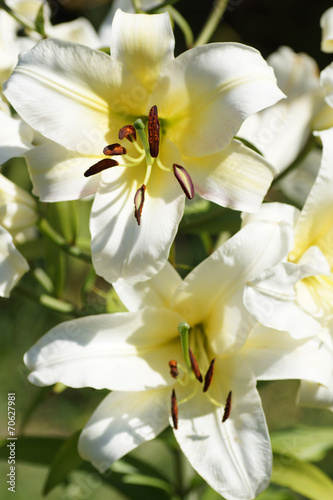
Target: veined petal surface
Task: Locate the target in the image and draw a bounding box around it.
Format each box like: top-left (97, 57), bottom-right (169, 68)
top-left (186, 139), bottom-right (275, 213)
top-left (24, 307), bottom-right (184, 391)
top-left (78, 388), bottom-right (170, 472)
top-left (90, 166), bottom-right (184, 284)
top-left (152, 42), bottom-right (284, 157)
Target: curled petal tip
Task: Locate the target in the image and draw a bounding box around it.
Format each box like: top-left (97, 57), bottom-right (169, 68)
top-left (173, 164), bottom-right (194, 199)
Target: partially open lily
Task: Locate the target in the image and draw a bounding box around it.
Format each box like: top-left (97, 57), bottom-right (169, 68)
top-left (0, 225), bottom-right (29, 297)
top-left (4, 10), bottom-right (284, 284)
top-left (23, 220), bottom-right (330, 500)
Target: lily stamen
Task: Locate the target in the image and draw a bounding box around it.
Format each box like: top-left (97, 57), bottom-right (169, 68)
top-left (169, 360), bottom-right (179, 379)
top-left (118, 124), bottom-right (136, 142)
top-left (173, 164), bottom-right (195, 199)
top-left (203, 358), bottom-right (215, 392)
top-left (84, 158), bottom-right (119, 177)
top-left (148, 105), bottom-right (160, 158)
top-left (171, 389), bottom-right (178, 430)
top-left (103, 144), bottom-right (127, 156)
top-left (188, 348), bottom-right (203, 383)
top-left (134, 184), bottom-right (146, 226)
top-left (222, 390), bottom-right (232, 423)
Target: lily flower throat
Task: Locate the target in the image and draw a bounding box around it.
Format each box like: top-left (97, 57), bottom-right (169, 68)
top-left (84, 105), bottom-right (194, 225)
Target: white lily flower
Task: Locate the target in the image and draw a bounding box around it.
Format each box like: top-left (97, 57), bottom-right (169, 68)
top-left (0, 0), bottom-right (100, 85)
top-left (0, 225), bottom-right (29, 297)
top-left (4, 10), bottom-right (284, 284)
top-left (320, 7), bottom-right (333, 53)
top-left (23, 220), bottom-right (330, 500)
top-left (238, 46), bottom-right (323, 173)
top-left (0, 173), bottom-right (37, 242)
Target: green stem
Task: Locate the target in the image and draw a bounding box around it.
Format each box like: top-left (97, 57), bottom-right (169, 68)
top-left (174, 446), bottom-right (186, 500)
top-left (0, 0), bottom-right (36, 32)
top-left (270, 134), bottom-right (317, 187)
top-left (14, 284), bottom-right (80, 316)
top-left (165, 6), bottom-right (194, 48)
top-left (146, 0), bottom-right (181, 13)
top-left (194, 0), bottom-right (229, 46)
top-left (37, 217), bottom-right (91, 263)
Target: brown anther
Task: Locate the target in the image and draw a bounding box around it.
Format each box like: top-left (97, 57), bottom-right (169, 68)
top-left (188, 348), bottom-right (203, 383)
top-left (173, 164), bottom-right (194, 199)
top-left (134, 184), bottom-right (146, 226)
top-left (148, 105), bottom-right (160, 158)
top-left (171, 389), bottom-right (178, 430)
top-left (222, 390), bottom-right (232, 423)
top-left (103, 143), bottom-right (127, 156)
top-left (169, 360), bottom-right (179, 379)
top-left (118, 125), bottom-right (136, 142)
top-left (203, 358), bottom-right (215, 393)
top-left (84, 158), bottom-right (118, 177)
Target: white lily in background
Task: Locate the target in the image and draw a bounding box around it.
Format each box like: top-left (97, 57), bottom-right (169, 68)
top-left (238, 46), bottom-right (323, 173)
top-left (0, 173), bottom-right (38, 242)
top-left (0, 93), bottom-right (34, 164)
top-left (242, 129), bottom-right (333, 410)
top-left (320, 7), bottom-right (333, 53)
top-left (0, 0), bottom-right (100, 85)
top-left (4, 10), bottom-right (284, 284)
top-left (23, 220), bottom-right (331, 500)
top-left (0, 225), bottom-right (29, 296)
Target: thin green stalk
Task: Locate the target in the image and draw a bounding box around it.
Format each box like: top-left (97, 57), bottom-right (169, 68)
top-left (194, 0), bottom-right (229, 47)
top-left (15, 284), bottom-right (80, 316)
top-left (0, 0), bottom-right (35, 32)
top-left (165, 6), bottom-right (194, 48)
top-left (38, 217), bottom-right (91, 263)
top-left (146, 0), bottom-right (181, 13)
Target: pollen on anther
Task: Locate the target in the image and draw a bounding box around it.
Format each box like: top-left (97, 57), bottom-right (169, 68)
top-left (188, 348), bottom-right (203, 383)
top-left (148, 105), bottom-right (160, 158)
top-left (134, 184), bottom-right (146, 226)
top-left (169, 360), bottom-right (179, 379)
top-left (84, 158), bottom-right (119, 177)
top-left (171, 389), bottom-right (178, 430)
top-left (118, 124), bottom-right (136, 142)
top-left (103, 143), bottom-right (127, 156)
top-left (222, 390), bottom-right (232, 423)
top-left (203, 358), bottom-right (215, 392)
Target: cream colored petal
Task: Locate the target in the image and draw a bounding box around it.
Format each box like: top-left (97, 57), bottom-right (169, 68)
top-left (321, 7), bottom-right (333, 53)
top-left (90, 165), bottom-right (185, 284)
top-left (186, 139), bottom-right (275, 213)
top-left (0, 175), bottom-right (37, 236)
top-left (111, 10), bottom-right (174, 95)
top-left (152, 42), bottom-right (284, 157)
top-left (46, 18), bottom-right (100, 48)
top-left (297, 380), bottom-right (333, 411)
top-left (241, 324), bottom-right (332, 387)
top-left (0, 226), bottom-right (29, 297)
top-left (291, 129), bottom-right (333, 265)
top-left (174, 359), bottom-right (271, 500)
top-left (172, 220), bottom-right (294, 354)
top-left (241, 201), bottom-right (300, 228)
top-left (78, 388), bottom-right (170, 473)
top-left (0, 109), bottom-right (34, 163)
top-left (3, 38), bottom-right (120, 153)
top-left (25, 141), bottom-right (101, 201)
top-left (24, 307), bottom-right (184, 391)
top-left (114, 261), bottom-right (182, 312)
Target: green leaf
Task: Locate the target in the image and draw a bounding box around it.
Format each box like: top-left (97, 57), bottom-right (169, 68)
top-left (180, 200), bottom-right (241, 235)
top-left (0, 436), bottom-right (63, 465)
top-left (256, 486), bottom-right (296, 500)
top-left (34, 3), bottom-right (45, 37)
top-left (271, 425), bottom-right (333, 462)
top-left (272, 454), bottom-right (333, 500)
top-left (43, 431), bottom-right (84, 495)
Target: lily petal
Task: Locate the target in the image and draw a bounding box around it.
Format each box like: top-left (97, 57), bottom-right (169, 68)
top-left (78, 388), bottom-right (170, 472)
top-left (152, 42), bottom-right (284, 157)
top-left (25, 141), bottom-right (101, 201)
top-left (172, 220), bottom-right (294, 353)
top-left (297, 380), bottom-right (333, 411)
top-left (24, 307), bottom-right (184, 391)
top-left (114, 261), bottom-right (182, 312)
top-left (240, 324), bottom-right (332, 387)
top-left (3, 38), bottom-right (116, 153)
top-left (90, 166), bottom-right (185, 284)
top-left (186, 139), bottom-right (276, 213)
top-left (111, 10), bottom-right (174, 95)
top-left (174, 359), bottom-right (271, 500)
top-left (0, 108), bottom-right (34, 164)
top-left (244, 247), bottom-right (330, 338)
top-left (0, 226), bottom-right (29, 297)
